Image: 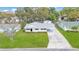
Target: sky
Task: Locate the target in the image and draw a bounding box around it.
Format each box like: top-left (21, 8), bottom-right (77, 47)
top-left (0, 7), bottom-right (17, 12)
top-left (0, 7), bottom-right (63, 12)
top-left (55, 7), bottom-right (64, 11)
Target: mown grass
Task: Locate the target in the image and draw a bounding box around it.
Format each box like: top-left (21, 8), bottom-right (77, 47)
top-left (0, 30), bottom-right (48, 48)
top-left (56, 25), bottom-right (79, 48)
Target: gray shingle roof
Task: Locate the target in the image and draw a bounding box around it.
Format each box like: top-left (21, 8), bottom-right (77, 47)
top-left (24, 22), bottom-right (53, 29)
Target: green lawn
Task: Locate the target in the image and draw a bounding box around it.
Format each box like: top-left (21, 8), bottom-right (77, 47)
top-left (0, 30), bottom-right (48, 48)
top-left (56, 26), bottom-right (79, 48)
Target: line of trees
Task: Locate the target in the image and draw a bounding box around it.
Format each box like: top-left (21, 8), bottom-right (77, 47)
top-left (1, 7), bottom-right (79, 27)
top-left (15, 7), bottom-right (59, 28)
top-left (15, 7), bottom-right (58, 22)
top-left (16, 7), bottom-right (79, 22)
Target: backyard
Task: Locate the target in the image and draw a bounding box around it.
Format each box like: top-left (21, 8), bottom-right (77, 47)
top-left (0, 30), bottom-right (48, 48)
top-left (56, 25), bottom-right (79, 48)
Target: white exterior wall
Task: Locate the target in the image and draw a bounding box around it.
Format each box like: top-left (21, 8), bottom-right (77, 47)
top-left (32, 29), bottom-right (38, 32)
top-left (25, 28), bottom-right (47, 32)
top-left (0, 29), bottom-right (4, 32)
top-left (39, 29), bottom-right (47, 32)
top-left (33, 29), bottom-right (47, 32)
top-left (15, 26), bottom-right (21, 32)
top-left (15, 28), bottom-right (21, 32)
top-left (25, 29), bottom-right (31, 32)
top-left (0, 25), bottom-right (21, 33)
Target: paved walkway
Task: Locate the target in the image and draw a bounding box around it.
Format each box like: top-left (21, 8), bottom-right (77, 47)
top-left (47, 23), bottom-right (72, 49)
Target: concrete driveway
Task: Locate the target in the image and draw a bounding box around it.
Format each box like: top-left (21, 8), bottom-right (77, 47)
top-left (47, 23), bottom-right (72, 49)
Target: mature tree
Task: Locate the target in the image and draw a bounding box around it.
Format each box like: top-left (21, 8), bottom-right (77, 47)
top-left (15, 7), bottom-right (27, 29)
top-left (49, 7), bottom-right (59, 21)
top-left (60, 7), bottom-right (79, 21)
top-left (24, 7), bottom-right (50, 22)
top-left (16, 7), bottom-right (51, 22)
top-left (15, 8), bottom-right (25, 20)
top-left (36, 7), bottom-right (50, 21)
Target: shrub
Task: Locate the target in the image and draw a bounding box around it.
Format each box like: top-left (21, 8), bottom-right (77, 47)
top-left (71, 26), bottom-right (78, 30)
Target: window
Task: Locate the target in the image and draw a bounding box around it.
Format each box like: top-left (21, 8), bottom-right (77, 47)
top-left (41, 28), bottom-right (46, 30)
top-left (26, 28), bottom-right (31, 30)
top-left (35, 28), bottom-right (39, 30)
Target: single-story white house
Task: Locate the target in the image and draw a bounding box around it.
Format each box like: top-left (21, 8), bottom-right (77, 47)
top-left (24, 20), bottom-right (53, 32)
top-left (0, 24), bottom-right (21, 33)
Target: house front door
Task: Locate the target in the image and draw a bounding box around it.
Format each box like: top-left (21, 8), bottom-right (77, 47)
top-left (31, 29), bottom-right (32, 32)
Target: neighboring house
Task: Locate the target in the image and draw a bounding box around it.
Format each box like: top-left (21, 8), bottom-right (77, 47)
top-left (0, 17), bottom-right (20, 24)
top-left (58, 15), bottom-right (68, 21)
top-left (57, 21), bottom-right (79, 31)
top-left (11, 17), bottom-right (20, 23)
top-left (24, 20), bottom-right (53, 32)
top-left (0, 18), bottom-right (7, 24)
top-left (0, 24), bottom-right (21, 33)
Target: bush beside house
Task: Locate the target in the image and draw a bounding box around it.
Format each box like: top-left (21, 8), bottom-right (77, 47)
top-left (71, 26), bottom-right (79, 31)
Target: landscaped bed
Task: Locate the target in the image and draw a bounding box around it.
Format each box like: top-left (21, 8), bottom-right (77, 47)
top-left (0, 30), bottom-right (48, 48)
top-left (56, 25), bottom-right (79, 48)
